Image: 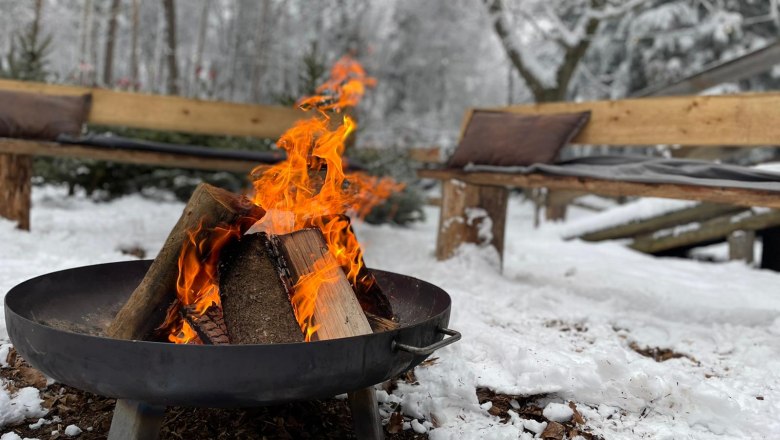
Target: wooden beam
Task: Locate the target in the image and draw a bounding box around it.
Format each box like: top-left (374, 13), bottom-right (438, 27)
top-left (0, 138), bottom-right (267, 174)
top-left (480, 92), bottom-right (780, 146)
top-left (634, 40), bottom-right (780, 98)
top-left (570, 203), bottom-right (744, 242)
top-left (418, 168), bottom-right (780, 209)
top-left (630, 209), bottom-right (780, 254)
top-left (0, 79), bottom-right (302, 139)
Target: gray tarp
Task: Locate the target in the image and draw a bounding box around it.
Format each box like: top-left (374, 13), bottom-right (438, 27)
top-left (464, 155), bottom-right (780, 193)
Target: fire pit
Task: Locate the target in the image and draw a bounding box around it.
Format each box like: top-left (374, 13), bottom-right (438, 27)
top-left (5, 260), bottom-right (459, 438)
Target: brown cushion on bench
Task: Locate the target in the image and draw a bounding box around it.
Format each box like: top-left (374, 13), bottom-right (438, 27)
top-left (448, 110), bottom-right (591, 168)
top-left (0, 90), bottom-right (92, 140)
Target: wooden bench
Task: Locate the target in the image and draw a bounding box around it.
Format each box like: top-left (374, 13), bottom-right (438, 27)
top-left (418, 94), bottom-right (780, 270)
top-left (0, 79), bottom-right (304, 230)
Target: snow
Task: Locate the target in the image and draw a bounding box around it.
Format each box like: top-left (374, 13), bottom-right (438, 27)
top-left (560, 197), bottom-right (697, 238)
top-left (63, 425), bottom-right (81, 437)
top-left (542, 402), bottom-right (573, 423)
top-left (0, 185), bottom-right (779, 439)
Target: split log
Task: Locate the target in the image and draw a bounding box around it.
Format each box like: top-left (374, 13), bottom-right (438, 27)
top-left (306, 214), bottom-right (394, 320)
top-left (273, 228), bottom-right (383, 439)
top-left (275, 228), bottom-right (373, 340)
top-left (107, 183), bottom-right (265, 341)
top-left (218, 232), bottom-right (304, 344)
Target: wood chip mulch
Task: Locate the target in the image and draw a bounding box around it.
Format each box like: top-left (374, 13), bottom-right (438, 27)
top-left (1, 348), bottom-right (425, 439)
top-left (476, 387), bottom-right (605, 440)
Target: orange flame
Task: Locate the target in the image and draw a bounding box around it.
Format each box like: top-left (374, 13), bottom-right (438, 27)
top-left (250, 55), bottom-right (403, 339)
top-left (165, 55), bottom-right (402, 344)
top-left (160, 220), bottom-right (242, 344)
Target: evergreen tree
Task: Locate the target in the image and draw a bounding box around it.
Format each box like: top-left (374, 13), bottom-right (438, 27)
top-left (1, 15), bottom-right (52, 81)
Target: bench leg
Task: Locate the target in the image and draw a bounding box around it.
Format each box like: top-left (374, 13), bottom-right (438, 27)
top-left (108, 399), bottom-right (166, 440)
top-left (728, 230), bottom-right (755, 264)
top-left (761, 227), bottom-right (780, 271)
top-left (0, 153), bottom-right (32, 231)
top-left (436, 179), bottom-right (508, 266)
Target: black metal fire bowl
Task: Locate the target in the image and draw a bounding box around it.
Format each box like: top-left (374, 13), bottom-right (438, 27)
top-left (5, 260), bottom-right (458, 408)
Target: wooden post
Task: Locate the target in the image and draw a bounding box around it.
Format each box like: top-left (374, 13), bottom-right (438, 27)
top-left (436, 179), bottom-right (508, 264)
top-left (0, 153), bottom-right (32, 230)
top-left (108, 399), bottom-right (166, 440)
top-left (728, 230), bottom-right (755, 263)
top-left (761, 226), bottom-right (780, 272)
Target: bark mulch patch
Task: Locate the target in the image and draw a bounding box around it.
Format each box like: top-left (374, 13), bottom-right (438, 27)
top-left (1, 348), bottom-right (426, 439)
top-left (476, 387), bottom-right (605, 440)
top-left (628, 341), bottom-right (699, 365)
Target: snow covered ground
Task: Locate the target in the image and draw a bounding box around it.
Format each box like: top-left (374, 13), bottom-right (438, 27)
top-left (1, 186), bottom-right (779, 439)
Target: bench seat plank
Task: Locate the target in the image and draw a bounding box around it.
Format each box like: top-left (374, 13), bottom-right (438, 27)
top-left (418, 168), bottom-right (780, 209)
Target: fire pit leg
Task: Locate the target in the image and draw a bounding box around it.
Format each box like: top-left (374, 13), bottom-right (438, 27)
top-left (348, 387), bottom-right (384, 440)
top-left (108, 399), bottom-right (166, 440)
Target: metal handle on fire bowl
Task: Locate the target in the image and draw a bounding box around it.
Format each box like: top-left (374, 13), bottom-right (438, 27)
top-left (392, 328), bottom-right (461, 356)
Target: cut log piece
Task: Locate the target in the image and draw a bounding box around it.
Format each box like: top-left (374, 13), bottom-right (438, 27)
top-left (218, 233), bottom-right (304, 344)
top-left (107, 183), bottom-right (265, 341)
top-left (274, 228), bottom-right (383, 439)
top-left (275, 228), bottom-right (373, 340)
top-left (180, 303), bottom-right (230, 345)
top-left (306, 214), bottom-right (394, 320)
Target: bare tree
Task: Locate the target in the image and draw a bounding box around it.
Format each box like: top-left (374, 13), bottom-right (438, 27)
top-left (102, 0), bottom-right (121, 87)
top-left (130, 0), bottom-right (139, 90)
top-left (161, 0), bottom-right (179, 94)
top-left (189, 0), bottom-right (211, 97)
top-left (483, 0), bottom-right (646, 102)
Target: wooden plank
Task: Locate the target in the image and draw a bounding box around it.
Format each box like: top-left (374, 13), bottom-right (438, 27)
top-left (418, 168), bottom-right (780, 209)
top-left (0, 138), bottom-right (267, 173)
top-left (630, 209), bottom-right (780, 254)
top-left (570, 203), bottom-right (744, 242)
top-left (408, 146), bottom-right (442, 164)
top-left (0, 79), bottom-right (302, 138)
top-left (0, 153), bottom-right (32, 230)
top-left (436, 179), bottom-right (508, 264)
top-left (480, 92), bottom-right (780, 146)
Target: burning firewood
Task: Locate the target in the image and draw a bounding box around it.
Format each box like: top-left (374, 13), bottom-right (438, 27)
top-left (180, 303), bottom-right (229, 345)
top-left (107, 183), bottom-right (264, 341)
top-left (273, 227), bottom-right (383, 438)
top-left (274, 228), bottom-right (374, 341)
top-left (306, 215), bottom-right (395, 321)
top-left (218, 232), bottom-right (304, 344)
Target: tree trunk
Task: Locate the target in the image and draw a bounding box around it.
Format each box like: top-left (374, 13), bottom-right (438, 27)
top-left (161, 0), bottom-right (179, 95)
top-left (190, 0), bottom-right (211, 97)
top-left (130, 0), bottom-right (140, 90)
top-left (78, 0), bottom-right (94, 85)
top-left (103, 0), bottom-right (121, 87)
top-left (0, 154), bottom-right (32, 231)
